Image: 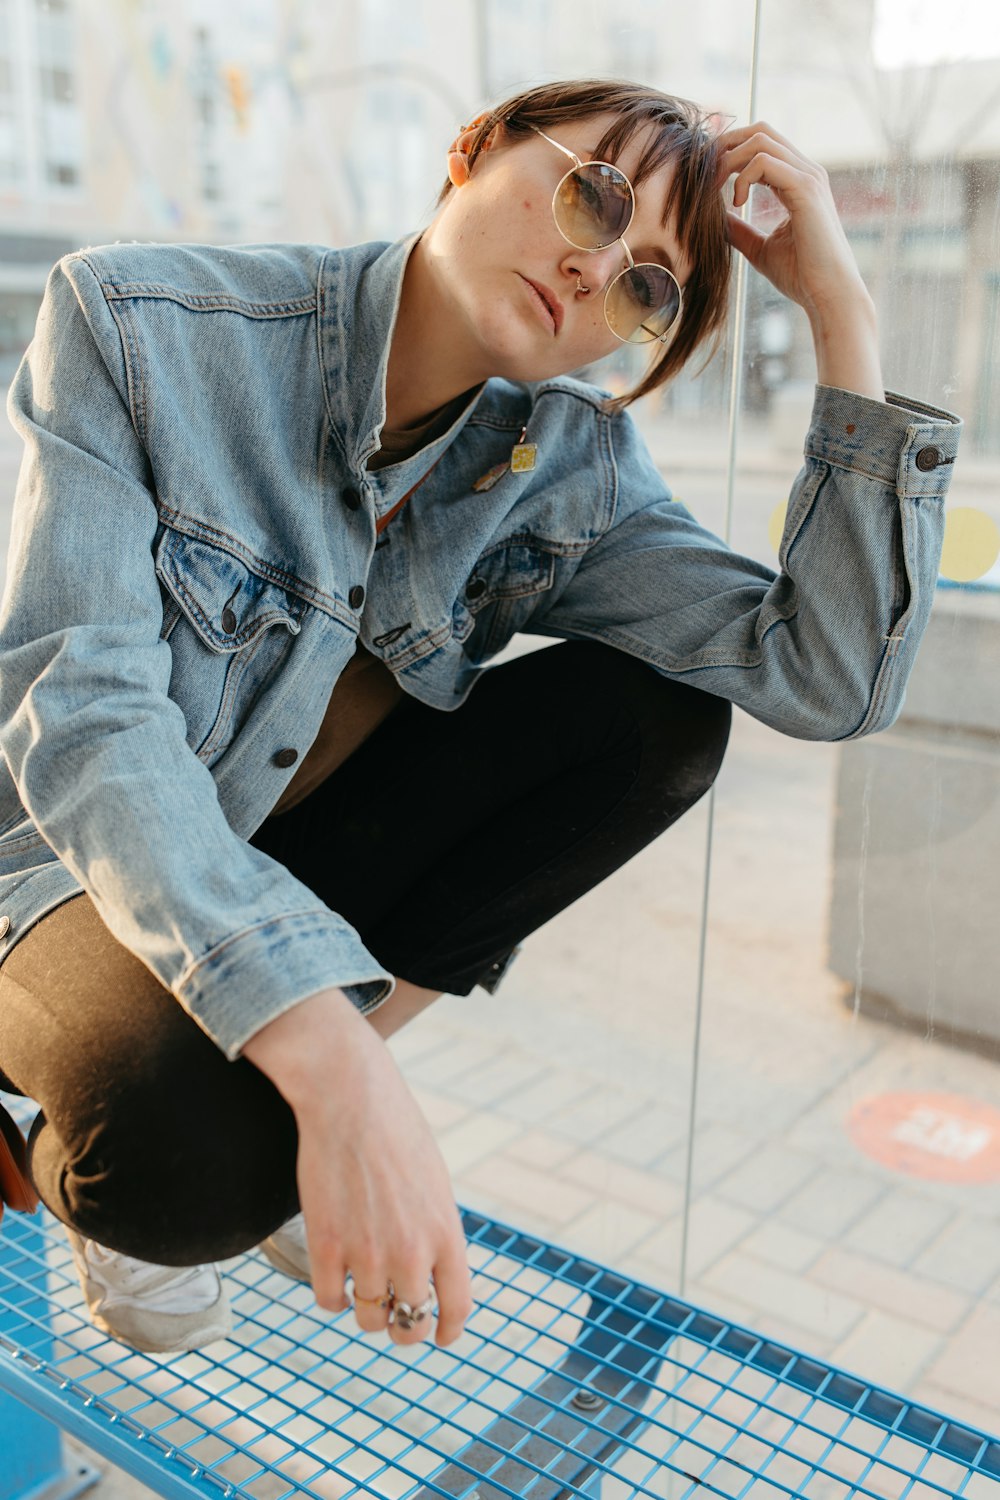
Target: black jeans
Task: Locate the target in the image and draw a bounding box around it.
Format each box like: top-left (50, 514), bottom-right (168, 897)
top-left (0, 641), bottom-right (730, 1263)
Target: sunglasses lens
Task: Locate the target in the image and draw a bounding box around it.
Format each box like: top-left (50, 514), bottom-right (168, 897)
top-left (554, 163), bottom-right (632, 249)
top-left (606, 264), bottom-right (682, 344)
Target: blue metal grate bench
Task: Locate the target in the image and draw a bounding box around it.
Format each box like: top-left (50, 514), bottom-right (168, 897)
top-left (2, 1092), bottom-right (999, 1500)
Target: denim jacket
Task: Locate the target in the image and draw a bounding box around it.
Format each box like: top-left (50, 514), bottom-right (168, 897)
top-left (0, 233), bottom-right (962, 1059)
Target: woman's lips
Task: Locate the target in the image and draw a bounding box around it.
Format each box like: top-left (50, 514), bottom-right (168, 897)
top-left (520, 275), bottom-right (563, 335)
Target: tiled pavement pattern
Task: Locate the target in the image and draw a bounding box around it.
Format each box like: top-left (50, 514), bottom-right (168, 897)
top-left (1, 416), bottom-right (998, 1494)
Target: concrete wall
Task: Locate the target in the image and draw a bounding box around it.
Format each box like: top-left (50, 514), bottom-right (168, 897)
top-left (828, 588), bottom-right (1000, 1053)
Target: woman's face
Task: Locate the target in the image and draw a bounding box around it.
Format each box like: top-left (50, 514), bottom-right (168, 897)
top-left (420, 111), bottom-right (696, 385)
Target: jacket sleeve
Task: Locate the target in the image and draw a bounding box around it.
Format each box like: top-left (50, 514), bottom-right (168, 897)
top-left (530, 385), bottom-right (962, 741)
top-left (0, 255), bottom-right (394, 1060)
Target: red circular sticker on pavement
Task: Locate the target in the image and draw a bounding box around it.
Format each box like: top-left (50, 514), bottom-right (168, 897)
top-left (848, 1092), bottom-right (1000, 1183)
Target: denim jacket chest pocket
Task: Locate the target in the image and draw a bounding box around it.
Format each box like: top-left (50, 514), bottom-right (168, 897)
top-left (454, 538), bottom-right (556, 663)
top-left (155, 526), bottom-right (304, 762)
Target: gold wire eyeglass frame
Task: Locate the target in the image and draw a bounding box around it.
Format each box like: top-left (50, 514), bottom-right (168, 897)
top-left (530, 124), bottom-right (684, 346)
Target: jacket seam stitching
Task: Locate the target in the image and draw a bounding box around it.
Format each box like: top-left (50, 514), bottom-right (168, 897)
top-left (532, 381), bottom-right (613, 414)
top-left (600, 412), bottom-right (618, 534)
top-left (74, 253), bottom-right (149, 447)
top-left (97, 283), bottom-right (317, 317)
top-left (197, 652), bottom-right (240, 761)
top-left (199, 636), bottom-right (267, 760)
top-left (177, 908), bottom-right (345, 992)
top-left (835, 641), bottom-right (895, 740)
top-left (317, 251), bottom-right (353, 473)
top-left (533, 615), bottom-right (767, 670)
top-left (155, 506), bottom-right (347, 618)
top-left (804, 452), bottom-right (952, 495)
top-left (466, 416), bottom-right (524, 433)
top-left (803, 454), bottom-right (893, 484)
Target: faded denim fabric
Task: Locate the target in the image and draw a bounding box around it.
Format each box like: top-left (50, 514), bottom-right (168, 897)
top-left (0, 234), bottom-right (962, 1059)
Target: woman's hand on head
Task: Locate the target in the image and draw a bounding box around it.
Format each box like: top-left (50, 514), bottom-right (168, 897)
top-left (715, 121), bottom-right (873, 328)
top-left (242, 987), bottom-right (472, 1348)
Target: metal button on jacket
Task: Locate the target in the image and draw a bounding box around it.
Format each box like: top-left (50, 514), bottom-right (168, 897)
top-left (342, 487), bottom-right (362, 511)
top-left (221, 606), bottom-right (237, 633)
top-left (273, 748), bottom-right (298, 769)
top-left (348, 585), bottom-right (365, 608)
top-left (466, 577), bottom-right (487, 600)
top-left (915, 445), bottom-right (942, 472)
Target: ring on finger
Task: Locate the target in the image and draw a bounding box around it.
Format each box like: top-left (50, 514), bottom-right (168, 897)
top-left (388, 1280), bottom-right (436, 1331)
top-left (351, 1281), bottom-right (393, 1312)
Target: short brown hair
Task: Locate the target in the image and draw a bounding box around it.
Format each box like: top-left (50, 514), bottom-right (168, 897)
top-left (436, 78), bottom-right (732, 410)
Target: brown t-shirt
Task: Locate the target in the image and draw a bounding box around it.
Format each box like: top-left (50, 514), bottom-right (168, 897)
top-left (271, 393), bottom-right (471, 815)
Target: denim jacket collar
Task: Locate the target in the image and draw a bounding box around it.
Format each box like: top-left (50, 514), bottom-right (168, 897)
top-left (323, 231), bottom-right (489, 493)
top-left (321, 231), bottom-right (433, 472)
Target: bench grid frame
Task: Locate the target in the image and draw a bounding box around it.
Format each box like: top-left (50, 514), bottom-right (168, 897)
top-left (2, 1097), bottom-right (1000, 1500)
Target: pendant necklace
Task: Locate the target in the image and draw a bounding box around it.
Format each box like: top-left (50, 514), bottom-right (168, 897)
top-left (473, 426), bottom-right (537, 492)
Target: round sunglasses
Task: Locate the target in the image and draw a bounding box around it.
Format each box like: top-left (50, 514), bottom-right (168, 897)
top-left (530, 125), bottom-right (684, 346)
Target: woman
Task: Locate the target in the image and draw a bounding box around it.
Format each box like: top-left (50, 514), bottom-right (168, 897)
top-left (0, 78), bottom-right (960, 1355)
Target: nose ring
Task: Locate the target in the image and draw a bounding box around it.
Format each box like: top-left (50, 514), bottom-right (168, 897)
top-left (576, 276), bottom-right (590, 295)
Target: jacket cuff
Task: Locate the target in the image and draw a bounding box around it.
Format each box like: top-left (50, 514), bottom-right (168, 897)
top-left (806, 385), bottom-right (962, 495)
top-left (176, 907), bottom-right (394, 1060)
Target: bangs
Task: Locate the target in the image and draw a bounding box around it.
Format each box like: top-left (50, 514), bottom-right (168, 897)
top-left (592, 116), bottom-right (690, 211)
top-left (590, 113), bottom-right (722, 280)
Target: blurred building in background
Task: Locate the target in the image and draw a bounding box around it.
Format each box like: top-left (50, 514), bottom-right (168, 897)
top-left (0, 0), bottom-right (998, 448)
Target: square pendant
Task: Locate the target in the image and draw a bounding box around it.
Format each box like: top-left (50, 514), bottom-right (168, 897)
top-left (511, 442), bottom-right (537, 473)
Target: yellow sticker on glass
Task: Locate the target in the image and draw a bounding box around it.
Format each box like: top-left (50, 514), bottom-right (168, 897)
top-left (768, 500), bottom-right (788, 555)
top-left (939, 507), bottom-right (1000, 583)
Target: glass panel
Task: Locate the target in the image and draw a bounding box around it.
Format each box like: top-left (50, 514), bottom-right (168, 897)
top-left (689, 0), bottom-right (1000, 1443)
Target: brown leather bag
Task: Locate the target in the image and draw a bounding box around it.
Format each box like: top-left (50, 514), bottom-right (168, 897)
top-left (0, 1100), bottom-right (38, 1223)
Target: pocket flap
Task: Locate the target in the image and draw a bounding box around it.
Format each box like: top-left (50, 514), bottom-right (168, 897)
top-left (464, 541), bottom-right (555, 610)
top-left (155, 529), bottom-right (304, 654)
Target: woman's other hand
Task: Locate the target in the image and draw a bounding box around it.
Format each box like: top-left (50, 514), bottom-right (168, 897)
top-left (242, 987), bottom-right (472, 1348)
top-left (715, 121), bottom-right (884, 400)
top-left (715, 121), bottom-right (869, 320)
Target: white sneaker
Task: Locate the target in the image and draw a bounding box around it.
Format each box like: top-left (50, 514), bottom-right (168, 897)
top-left (258, 1211), bottom-right (311, 1283)
top-left (64, 1228), bottom-right (232, 1353)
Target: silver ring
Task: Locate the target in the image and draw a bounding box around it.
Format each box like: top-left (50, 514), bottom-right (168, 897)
top-left (388, 1281), bottom-right (436, 1330)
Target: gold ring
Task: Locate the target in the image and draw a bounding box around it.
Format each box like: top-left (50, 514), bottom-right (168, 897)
top-left (350, 1282), bottom-right (392, 1312)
